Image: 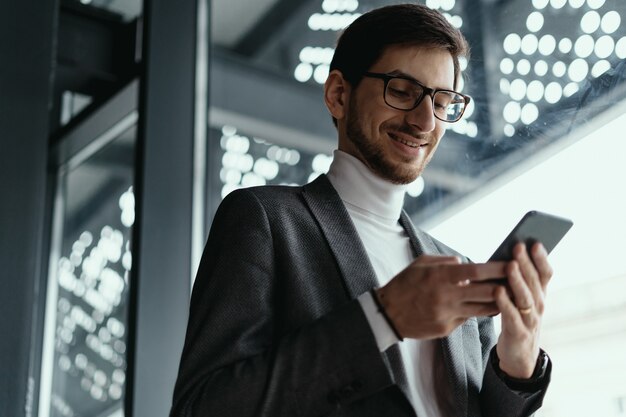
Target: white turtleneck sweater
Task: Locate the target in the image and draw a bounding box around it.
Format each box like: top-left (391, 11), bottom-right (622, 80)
top-left (326, 150), bottom-right (441, 417)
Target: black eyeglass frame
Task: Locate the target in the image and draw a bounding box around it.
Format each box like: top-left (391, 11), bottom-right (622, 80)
top-left (363, 72), bottom-right (472, 123)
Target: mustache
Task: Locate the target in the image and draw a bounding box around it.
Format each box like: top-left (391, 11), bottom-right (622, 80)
top-left (384, 124), bottom-right (428, 139)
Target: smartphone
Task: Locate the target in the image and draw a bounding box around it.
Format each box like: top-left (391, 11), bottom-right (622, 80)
top-left (487, 210), bottom-right (573, 283)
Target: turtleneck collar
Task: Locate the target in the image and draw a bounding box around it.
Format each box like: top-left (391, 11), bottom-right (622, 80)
top-left (326, 150), bottom-right (407, 223)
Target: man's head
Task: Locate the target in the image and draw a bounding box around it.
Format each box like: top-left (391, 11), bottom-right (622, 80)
top-left (330, 3), bottom-right (469, 104)
top-left (324, 4), bottom-right (470, 184)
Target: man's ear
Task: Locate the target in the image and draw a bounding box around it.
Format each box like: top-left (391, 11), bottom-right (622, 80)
top-left (324, 70), bottom-right (350, 121)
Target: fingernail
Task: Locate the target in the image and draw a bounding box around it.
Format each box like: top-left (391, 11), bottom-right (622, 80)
top-left (538, 243), bottom-right (547, 256)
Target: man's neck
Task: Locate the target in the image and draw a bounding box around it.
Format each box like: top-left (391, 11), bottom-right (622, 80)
top-left (326, 150), bottom-right (407, 222)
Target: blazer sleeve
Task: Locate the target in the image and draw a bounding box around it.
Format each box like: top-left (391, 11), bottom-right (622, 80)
top-left (169, 189), bottom-right (395, 417)
top-left (478, 314), bottom-right (551, 417)
top-left (429, 238), bottom-right (551, 417)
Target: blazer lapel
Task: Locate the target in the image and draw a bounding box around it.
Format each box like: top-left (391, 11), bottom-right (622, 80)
top-left (302, 175), bottom-right (379, 299)
top-left (302, 175), bottom-right (412, 398)
top-left (400, 210), bottom-right (469, 417)
top-left (399, 211), bottom-right (430, 257)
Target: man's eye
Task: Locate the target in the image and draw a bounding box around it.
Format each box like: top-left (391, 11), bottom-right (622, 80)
top-left (388, 87), bottom-right (413, 99)
top-left (434, 100), bottom-right (449, 109)
top-left (434, 95), bottom-right (453, 108)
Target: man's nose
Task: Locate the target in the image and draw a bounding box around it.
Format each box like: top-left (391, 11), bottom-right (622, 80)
top-left (404, 96), bottom-right (436, 132)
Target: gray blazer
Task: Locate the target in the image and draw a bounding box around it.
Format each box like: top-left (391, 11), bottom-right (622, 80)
top-left (170, 175), bottom-right (549, 417)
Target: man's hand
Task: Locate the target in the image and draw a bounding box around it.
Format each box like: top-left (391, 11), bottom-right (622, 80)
top-left (376, 255), bottom-right (506, 340)
top-left (495, 242), bottom-right (552, 379)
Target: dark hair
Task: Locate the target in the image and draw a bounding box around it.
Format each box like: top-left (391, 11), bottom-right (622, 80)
top-left (330, 3), bottom-right (469, 91)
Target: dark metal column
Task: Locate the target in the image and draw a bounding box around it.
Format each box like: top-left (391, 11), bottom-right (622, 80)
top-left (127, 0), bottom-right (205, 415)
top-left (0, 1), bottom-right (56, 417)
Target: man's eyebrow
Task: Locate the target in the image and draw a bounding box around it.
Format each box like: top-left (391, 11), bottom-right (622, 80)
top-left (386, 69), bottom-right (454, 91)
top-left (386, 70), bottom-right (420, 82)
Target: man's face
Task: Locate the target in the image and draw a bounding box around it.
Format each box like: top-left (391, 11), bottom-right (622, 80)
top-left (338, 45), bottom-right (456, 184)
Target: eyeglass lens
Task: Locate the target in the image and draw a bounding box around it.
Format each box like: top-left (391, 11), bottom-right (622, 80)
top-left (385, 78), bottom-right (466, 122)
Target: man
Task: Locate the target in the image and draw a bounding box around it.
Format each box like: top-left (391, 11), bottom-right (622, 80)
top-left (170, 4), bottom-right (552, 417)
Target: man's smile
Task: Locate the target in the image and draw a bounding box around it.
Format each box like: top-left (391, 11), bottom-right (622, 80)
top-left (388, 131), bottom-right (429, 149)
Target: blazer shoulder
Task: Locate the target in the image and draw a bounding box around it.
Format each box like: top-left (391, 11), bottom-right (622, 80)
top-left (219, 184), bottom-right (305, 210)
top-left (222, 174), bottom-right (335, 213)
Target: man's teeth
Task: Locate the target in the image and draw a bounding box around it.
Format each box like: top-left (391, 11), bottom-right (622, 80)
top-left (393, 136), bottom-right (420, 148)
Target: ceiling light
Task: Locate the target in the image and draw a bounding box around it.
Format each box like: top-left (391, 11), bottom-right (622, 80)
top-left (527, 80), bottom-right (545, 102)
top-left (517, 59), bottom-right (531, 75)
top-left (253, 158), bottom-right (279, 180)
top-left (221, 125), bottom-right (236, 137)
top-left (504, 124), bottom-right (515, 137)
top-left (504, 33), bottom-right (522, 55)
top-left (587, 0), bottom-right (605, 10)
top-left (220, 168), bottom-right (241, 185)
top-left (466, 121), bottom-right (478, 138)
top-left (322, 0), bottom-right (338, 13)
top-left (538, 35), bottom-right (557, 55)
top-left (314, 65), bottom-right (329, 84)
top-left (308, 14), bottom-right (321, 30)
top-left (615, 37), bottom-right (626, 58)
top-left (521, 34), bottom-right (539, 55)
top-left (600, 11), bottom-right (621, 34)
top-left (559, 37), bottom-right (573, 53)
top-left (312, 154), bottom-right (333, 173)
top-left (591, 60), bottom-right (611, 77)
top-left (564, 82), bottom-right (580, 97)
top-left (426, 0), bottom-right (442, 8)
top-left (533, 0), bottom-right (549, 9)
top-left (503, 101), bottom-right (522, 124)
top-left (241, 172), bottom-right (266, 187)
top-left (500, 78), bottom-right (511, 95)
top-left (594, 35), bottom-right (615, 59)
top-left (534, 60), bottom-right (549, 76)
top-left (581, 11), bottom-right (601, 34)
top-left (521, 103), bottom-right (539, 125)
top-left (510, 79), bottom-right (527, 101)
top-left (544, 81), bottom-right (563, 103)
top-left (550, 0), bottom-right (567, 9)
top-left (450, 15), bottom-right (463, 28)
top-left (345, 0), bottom-right (359, 13)
top-left (294, 63), bottom-right (313, 82)
top-left (568, 58), bottom-right (589, 82)
top-left (500, 58), bottom-right (514, 74)
top-left (552, 61), bottom-right (567, 77)
top-left (440, 0), bottom-right (455, 11)
top-left (568, 0), bottom-right (585, 8)
top-left (574, 34), bottom-right (595, 58)
top-left (527, 11), bottom-right (545, 32)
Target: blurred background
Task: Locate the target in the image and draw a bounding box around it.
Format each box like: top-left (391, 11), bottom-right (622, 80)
top-left (1, 0), bottom-right (625, 416)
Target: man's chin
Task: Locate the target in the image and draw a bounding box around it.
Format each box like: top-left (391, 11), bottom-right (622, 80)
top-left (377, 166), bottom-right (422, 185)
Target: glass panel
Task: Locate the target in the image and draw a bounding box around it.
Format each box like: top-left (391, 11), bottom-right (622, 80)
top-left (206, 124), bottom-right (332, 218)
top-left (43, 125), bottom-right (135, 417)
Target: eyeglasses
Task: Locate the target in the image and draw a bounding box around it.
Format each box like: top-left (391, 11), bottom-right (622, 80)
top-left (363, 72), bottom-right (471, 123)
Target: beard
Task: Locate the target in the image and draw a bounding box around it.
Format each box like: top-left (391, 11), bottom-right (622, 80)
top-left (345, 97), bottom-right (430, 185)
